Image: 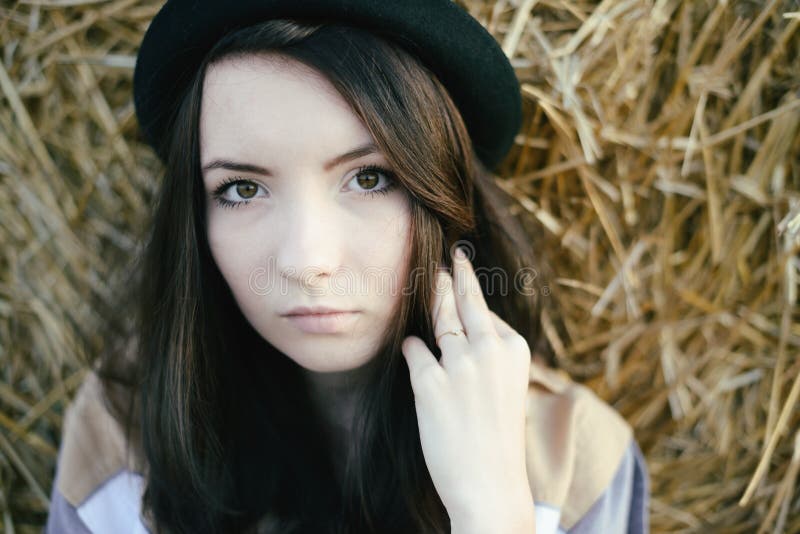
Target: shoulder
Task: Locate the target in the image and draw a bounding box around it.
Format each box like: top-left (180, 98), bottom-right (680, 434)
top-left (524, 359), bottom-right (639, 531)
top-left (48, 468), bottom-right (148, 534)
top-left (565, 439), bottom-right (650, 533)
top-left (51, 369), bottom-right (150, 532)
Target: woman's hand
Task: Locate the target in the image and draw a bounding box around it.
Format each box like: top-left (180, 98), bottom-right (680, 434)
top-left (401, 246), bottom-right (535, 533)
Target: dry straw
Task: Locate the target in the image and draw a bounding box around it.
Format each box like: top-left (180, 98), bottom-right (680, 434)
top-left (0, 0), bottom-right (798, 532)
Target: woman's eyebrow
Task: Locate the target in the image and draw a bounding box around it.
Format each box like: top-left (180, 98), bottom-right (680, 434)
top-left (201, 142), bottom-right (378, 176)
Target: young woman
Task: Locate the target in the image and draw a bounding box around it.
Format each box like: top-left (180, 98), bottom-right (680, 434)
top-left (46, 2), bottom-right (649, 533)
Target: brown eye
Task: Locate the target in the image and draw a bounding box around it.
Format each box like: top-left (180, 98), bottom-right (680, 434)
top-left (236, 182), bottom-right (258, 199)
top-left (211, 178), bottom-right (267, 209)
top-left (356, 171), bottom-right (380, 190)
top-left (347, 165), bottom-right (397, 198)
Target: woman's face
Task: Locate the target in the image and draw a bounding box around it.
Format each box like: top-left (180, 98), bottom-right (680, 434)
top-left (200, 54), bottom-right (412, 373)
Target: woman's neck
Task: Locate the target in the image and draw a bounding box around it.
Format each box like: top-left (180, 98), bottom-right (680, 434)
top-left (299, 356), bottom-right (380, 480)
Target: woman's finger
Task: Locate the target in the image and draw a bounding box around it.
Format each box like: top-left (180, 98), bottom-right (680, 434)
top-left (430, 268), bottom-right (447, 321)
top-left (489, 310), bottom-right (515, 337)
top-left (402, 335), bottom-right (446, 395)
top-left (451, 247), bottom-right (496, 341)
top-left (432, 269), bottom-right (469, 357)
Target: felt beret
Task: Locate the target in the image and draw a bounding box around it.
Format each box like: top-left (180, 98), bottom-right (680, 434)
top-left (133, 0), bottom-right (522, 170)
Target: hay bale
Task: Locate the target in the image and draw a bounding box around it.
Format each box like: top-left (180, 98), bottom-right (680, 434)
top-left (0, 0), bottom-right (797, 531)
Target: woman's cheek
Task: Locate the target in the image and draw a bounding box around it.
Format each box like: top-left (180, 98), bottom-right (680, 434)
top-left (207, 221), bottom-right (265, 295)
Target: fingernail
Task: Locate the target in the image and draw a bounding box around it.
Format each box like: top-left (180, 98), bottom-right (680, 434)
top-left (455, 247), bottom-right (466, 260)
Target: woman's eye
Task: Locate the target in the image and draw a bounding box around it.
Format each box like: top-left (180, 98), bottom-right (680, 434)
top-left (211, 166), bottom-right (397, 209)
top-left (348, 165), bottom-right (398, 198)
top-left (212, 178), bottom-right (267, 209)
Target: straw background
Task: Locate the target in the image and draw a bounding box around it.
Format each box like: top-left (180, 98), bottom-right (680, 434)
top-left (1, 0), bottom-right (798, 532)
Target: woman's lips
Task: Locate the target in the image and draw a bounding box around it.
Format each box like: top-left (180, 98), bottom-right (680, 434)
top-left (283, 311), bottom-right (361, 334)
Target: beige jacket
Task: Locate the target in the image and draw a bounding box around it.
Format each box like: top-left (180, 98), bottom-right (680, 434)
top-left (51, 360), bottom-right (636, 532)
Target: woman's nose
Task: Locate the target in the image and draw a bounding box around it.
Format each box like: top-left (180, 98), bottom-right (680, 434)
top-left (274, 199), bottom-right (342, 288)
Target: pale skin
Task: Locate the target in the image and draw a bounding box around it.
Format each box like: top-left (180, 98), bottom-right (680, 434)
top-left (200, 53), bottom-right (535, 532)
top-left (403, 248), bottom-right (536, 533)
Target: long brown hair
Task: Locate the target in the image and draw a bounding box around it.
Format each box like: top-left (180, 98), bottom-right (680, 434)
top-left (96, 18), bottom-right (555, 533)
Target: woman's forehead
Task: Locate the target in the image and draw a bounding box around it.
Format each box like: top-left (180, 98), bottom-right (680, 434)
top-left (201, 54), bottom-right (339, 115)
top-left (205, 53), bottom-right (326, 91)
top-left (199, 55), bottom-right (374, 162)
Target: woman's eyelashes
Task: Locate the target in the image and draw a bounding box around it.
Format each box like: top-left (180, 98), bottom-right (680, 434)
top-left (211, 176), bottom-right (267, 209)
top-left (346, 164), bottom-right (398, 198)
top-left (210, 164), bottom-right (398, 209)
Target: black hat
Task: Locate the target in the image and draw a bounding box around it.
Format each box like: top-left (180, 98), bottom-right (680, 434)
top-left (133, 0), bottom-right (522, 170)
